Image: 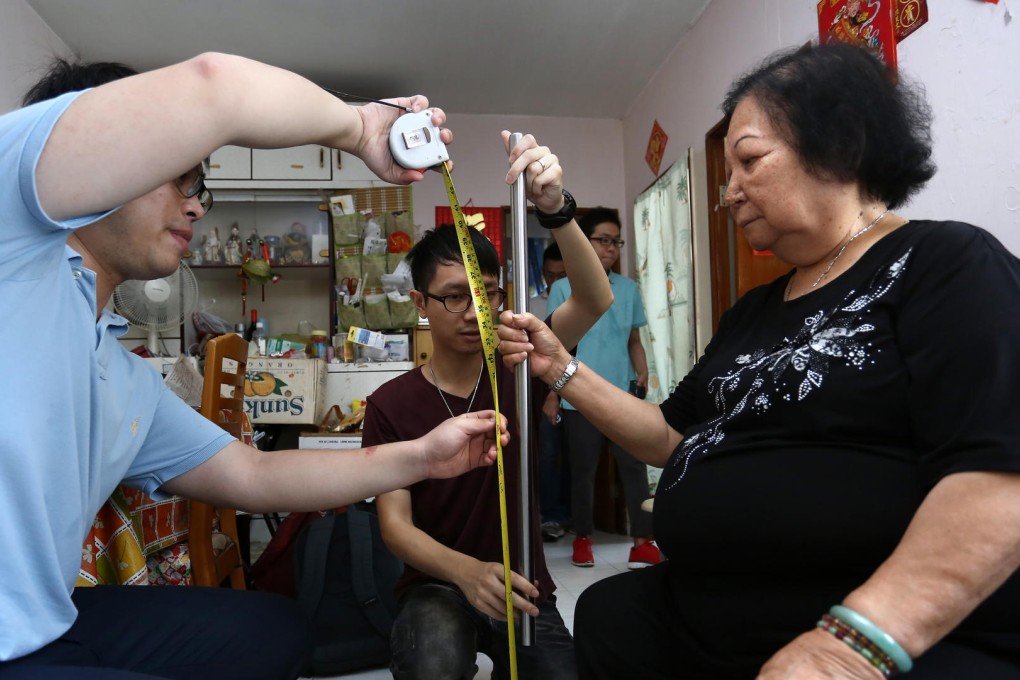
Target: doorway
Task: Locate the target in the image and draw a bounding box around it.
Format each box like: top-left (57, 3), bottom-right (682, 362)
top-left (704, 118), bottom-right (791, 332)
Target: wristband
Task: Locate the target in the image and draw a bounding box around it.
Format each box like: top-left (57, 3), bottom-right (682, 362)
top-left (817, 613), bottom-right (898, 677)
top-left (534, 189), bottom-right (576, 229)
top-left (550, 357), bottom-right (578, 393)
top-left (829, 605), bottom-right (913, 673)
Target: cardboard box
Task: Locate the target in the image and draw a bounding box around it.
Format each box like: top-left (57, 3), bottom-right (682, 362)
top-left (298, 434), bottom-right (363, 450)
top-left (384, 333), bottom-right (409, 361)
top-left (244, 357), bottom-right (326, 424)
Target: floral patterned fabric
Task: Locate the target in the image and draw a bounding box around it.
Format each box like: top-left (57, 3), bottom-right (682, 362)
top-left (77, 409), bottom-right (253, 587)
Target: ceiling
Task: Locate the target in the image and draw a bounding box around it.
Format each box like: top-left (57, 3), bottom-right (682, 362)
top-left (26, 0), bottom-right (710, 119)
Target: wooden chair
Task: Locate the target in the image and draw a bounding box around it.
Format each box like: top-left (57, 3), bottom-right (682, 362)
top-left (189, 333), bottom-right (249, 589)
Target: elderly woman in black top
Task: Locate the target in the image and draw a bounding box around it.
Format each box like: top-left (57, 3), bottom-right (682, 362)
top-left (498, 43), bottom-right (1020, 679)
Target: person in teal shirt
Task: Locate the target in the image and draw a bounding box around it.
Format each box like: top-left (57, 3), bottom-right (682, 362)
top-left (547, 208), bottom-right (660, 570)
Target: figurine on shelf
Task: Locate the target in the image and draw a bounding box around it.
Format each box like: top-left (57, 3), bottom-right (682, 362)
top-left (190, 235), bottom-right (205, 266)
top-left (283, 222), bottom-right (311, 265)
top-left (223, 222), bottom-right (244, 265)
top-left (203, 226), bottom-right (223, 264)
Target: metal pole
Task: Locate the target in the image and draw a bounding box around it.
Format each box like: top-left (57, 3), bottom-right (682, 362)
top-left (507, 132), bottom-right (535, 645)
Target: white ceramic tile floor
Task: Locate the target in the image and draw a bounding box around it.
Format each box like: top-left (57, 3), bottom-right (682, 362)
top-left (303, 530), bottom-right (635, 680)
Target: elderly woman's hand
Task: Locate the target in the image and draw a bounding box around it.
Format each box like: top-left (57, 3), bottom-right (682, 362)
top-left (497, 310), bottom-right (572, 385)
top-left (757, 629), bottom-right (884, 679)
top-left (501, 131), bottom-right (564, 214)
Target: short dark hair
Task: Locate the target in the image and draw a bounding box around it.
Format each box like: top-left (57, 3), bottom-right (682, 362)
top-left (578, 208), bottom-right (620, 239)
top-left (721, 42), bottom-right (935, 209)
top-left (22, 57), bottom-right (138, 107)
top-left (542, 243), bottom-right (562, 263)
top-left (406, 224), bottom-right (500, 292)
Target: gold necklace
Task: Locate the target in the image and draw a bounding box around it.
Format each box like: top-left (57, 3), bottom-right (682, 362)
top-left (785, 209), bottom-right (889, 301)
top-left (429, 362), bottom-right (484, 418)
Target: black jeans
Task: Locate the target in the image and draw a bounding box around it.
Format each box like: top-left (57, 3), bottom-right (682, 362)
top-left (390, 583), bottom-right (577, 679)
top-left (539, 415), bottom-right (571, 524)
top-left (562, 410), bottom-right (652, 537)
top-left (575, 564), bottom-right (1020, 679)
top-left (0, 585), bottom-right (312, 679)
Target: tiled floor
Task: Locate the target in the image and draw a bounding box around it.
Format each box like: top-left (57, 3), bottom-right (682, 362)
top-left (304, 530), bottom-right (635, 680)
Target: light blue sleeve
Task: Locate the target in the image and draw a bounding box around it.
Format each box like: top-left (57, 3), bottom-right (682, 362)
top-left (6, 92), bottom-right (113, 230)
top-left (122, 385), bottom-right (236, 499)
top-left (546, 277), bottom-right (571, 316)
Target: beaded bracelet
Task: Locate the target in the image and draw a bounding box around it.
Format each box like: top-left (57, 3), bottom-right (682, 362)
top-left (817, 613), bottom-right (898, 677)
top-left (829, 605), bottom-right (914, 674)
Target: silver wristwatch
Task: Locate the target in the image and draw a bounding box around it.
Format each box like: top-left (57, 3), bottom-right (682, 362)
top-left (550, 357), bottom-right (579, 393)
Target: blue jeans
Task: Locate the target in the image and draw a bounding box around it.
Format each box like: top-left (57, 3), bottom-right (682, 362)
top-left (389, 583), bottom-right (576, 680)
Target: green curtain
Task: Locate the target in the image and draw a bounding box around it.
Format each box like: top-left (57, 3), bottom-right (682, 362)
top-left (633, 156), bottom-right (697, 492)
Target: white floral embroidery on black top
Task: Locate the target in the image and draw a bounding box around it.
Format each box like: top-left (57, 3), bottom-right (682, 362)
top-left (662, 249), bottom-right (912, 492)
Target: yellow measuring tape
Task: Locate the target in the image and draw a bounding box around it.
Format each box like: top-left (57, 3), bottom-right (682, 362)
top-left (440, 162), bottom-right (519, 679)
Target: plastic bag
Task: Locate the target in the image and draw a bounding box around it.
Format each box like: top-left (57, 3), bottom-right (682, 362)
top-left (192, 307), bottom-right (233, 341)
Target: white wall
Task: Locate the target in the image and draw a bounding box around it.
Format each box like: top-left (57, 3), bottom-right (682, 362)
top-left (7, 0), bottom-right (1015, 349)
top-left (623, 0), bottom-right (1019, 350)
top-left (897, 5), bottom-right (1020, 253)
top-left (0, 0), bottom-right (71, 112)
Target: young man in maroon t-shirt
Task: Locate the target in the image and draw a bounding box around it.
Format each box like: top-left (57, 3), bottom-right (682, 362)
top-left (365, 134), bottom-right (612, 679)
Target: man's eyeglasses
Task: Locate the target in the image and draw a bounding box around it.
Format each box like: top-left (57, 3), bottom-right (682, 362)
top-left (590, 236), bottom-right (625, 248)
top-left (424, 289), bottom-right (507, 313)
top-left (174, 165), bottom-right (214, 213)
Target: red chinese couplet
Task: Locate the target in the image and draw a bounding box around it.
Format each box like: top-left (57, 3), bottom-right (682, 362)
top-left (817, 0), bottom-right (898, 71)
top-left (894, 0), bottom-right (928, 42)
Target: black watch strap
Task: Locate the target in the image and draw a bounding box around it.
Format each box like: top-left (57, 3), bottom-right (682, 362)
top-left (534, 189), bottom-right (576, 229)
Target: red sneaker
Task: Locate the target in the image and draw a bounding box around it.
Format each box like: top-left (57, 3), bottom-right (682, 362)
top-left (571, 536), bottom-right (594, 567)
top-left (628, 541), bottom-right (662, 569)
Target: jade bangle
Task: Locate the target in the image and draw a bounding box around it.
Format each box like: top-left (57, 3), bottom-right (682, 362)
top-left (830, 605), bottom-right (913, 673)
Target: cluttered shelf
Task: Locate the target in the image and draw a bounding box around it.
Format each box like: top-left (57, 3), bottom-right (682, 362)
top-left (190, 264), bottom-right (330, 269)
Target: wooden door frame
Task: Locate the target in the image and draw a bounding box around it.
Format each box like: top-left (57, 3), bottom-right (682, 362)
top-left (705, 117), bottom-right (731, 334)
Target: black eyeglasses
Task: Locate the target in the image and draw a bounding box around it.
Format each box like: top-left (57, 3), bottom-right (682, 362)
top-left (174, 165), bottom-right (214, 212)
top-left (424, 289), bottom-right (507, 313)
top-left (590, 236), bottom-right (624, 248)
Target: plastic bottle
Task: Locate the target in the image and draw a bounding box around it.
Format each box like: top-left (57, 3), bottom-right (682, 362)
top-left (308, 330), bottom-right (329, 359)
top-left (251, 320), bottom-right (268, 356)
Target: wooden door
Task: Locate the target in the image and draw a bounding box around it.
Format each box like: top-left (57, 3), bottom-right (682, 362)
top-left (705, 118), bottom-right (791, 332)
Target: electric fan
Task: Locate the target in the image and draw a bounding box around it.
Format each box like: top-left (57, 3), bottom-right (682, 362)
top-left (113, 262), bottom-right (200, 355)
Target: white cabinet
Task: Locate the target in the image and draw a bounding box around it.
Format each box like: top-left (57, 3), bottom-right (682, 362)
top-left (206, 145), bottom-right (393, 189)
top-left (252, 145), bottom-right (332, 181)
top-left (334, 151), bottom-right (380, 183)
top-left (207, 145), bottom-right (251, 179)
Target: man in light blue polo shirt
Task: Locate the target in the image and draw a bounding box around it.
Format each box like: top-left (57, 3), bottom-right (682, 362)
top-left (548, 208), bottom-right (661, 572)
top-left (0, 57), bottom-right (507, 679)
